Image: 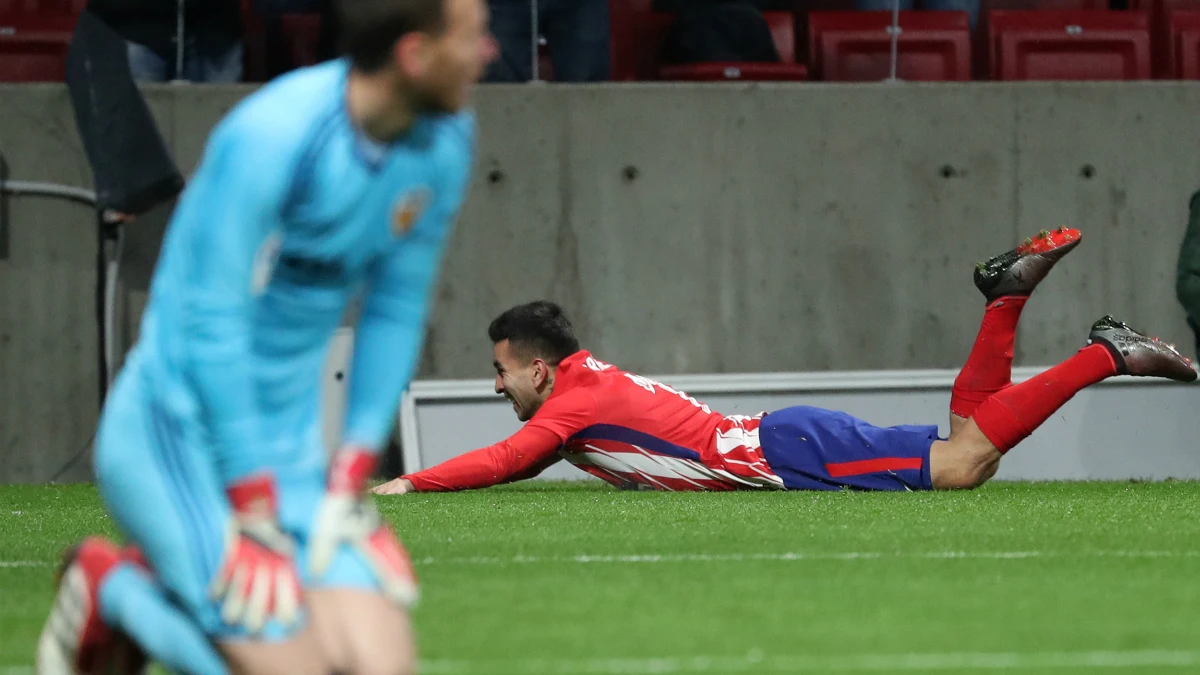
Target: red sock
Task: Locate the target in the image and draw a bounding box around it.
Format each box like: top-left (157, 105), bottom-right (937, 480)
top-left (120, 545), bottom-right (148, 569)
top-left (972, 344), bottom-right (1117, 453)
top-left (950, 296), bottom-right (1028, 418)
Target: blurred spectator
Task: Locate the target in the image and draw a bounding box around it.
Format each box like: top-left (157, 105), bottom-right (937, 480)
top-left (1176, 191), bottom-right (1200, 358)
top-left (661, 1), bottom-right (780, 66)
top-left (87, 0), bottom-right (244, 83)
top-left (855, 0), bottom-right (980, 31)
top-left (485, 0), bottom-right (610, 82)
top-left (66, 9), bottom-right (185, 227)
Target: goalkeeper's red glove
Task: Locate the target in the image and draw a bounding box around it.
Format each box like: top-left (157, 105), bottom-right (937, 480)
top-left (209, 473), bottom-right (302, 634)
top-left (309, 449), bottom-right (418, 609)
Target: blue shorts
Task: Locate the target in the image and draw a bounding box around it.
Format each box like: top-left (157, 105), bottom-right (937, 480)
top-left (759, 406), bottom-right (938, 491)
top-left (93, 365), bottom-right (383, 641)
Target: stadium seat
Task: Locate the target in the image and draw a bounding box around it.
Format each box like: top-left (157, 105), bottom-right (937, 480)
top-left (0, 13), bottom-right (76, 82)
top-left (608, 0), bottom-right (653, 80)
top-left (240, 0), bottom-right (269, 82)
top-left (766, 10), bottom-right (801, 63)
top-left (238, 0), bottom-right (327, 81)
top-left (622, 10), bottom-right (805, 81)
top-left (657, 61), bottom-right (809, 80)
top-left (0, 0), bottom-right (85, 12)
top-left (974, 0), bottom-right (1107, 75)
top-left (657, 11), bottom-right (807, 81)
top-left (981, 0), bottom-right (1105, 11)
top-left (808, 11), bottom-right (971, 81)
top-left (1128, 0), bottom-right (1200, 75)
top-left (988, 10), bottom-right (1151, 80)
top-left (1170, 10), bottom-right (1200, 77)
top-left (277, 13), bottom-right (323, 71)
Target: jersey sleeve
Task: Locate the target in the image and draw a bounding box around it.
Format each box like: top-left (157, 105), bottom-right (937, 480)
top-left (340, 114), bottom-right (476, 452)
top-left (178, 115), bottom-right (299, 486)
top-left (403, 388), bottom-right (596, 491)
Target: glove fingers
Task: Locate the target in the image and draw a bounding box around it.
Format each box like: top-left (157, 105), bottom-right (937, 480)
top-left (380, 573), bottom-right (420, 610)
top-left (310, 535), bottom-right (335, 577)
top-left (209, 565), bottom-right (230, 599)
top-left (275, 565), bottom-right (302, 627)
top-left (363, 528), bottom-right (419, 610)
top-left (244, 566), bottom-right (271, 634)
top-left (220, 566), bottom-right (249, 628)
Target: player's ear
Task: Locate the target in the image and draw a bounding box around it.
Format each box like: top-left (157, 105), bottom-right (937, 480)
top-left (531, 358), bottom-right (550, 388)
top-left (394, 32), bottom-right (432, 79)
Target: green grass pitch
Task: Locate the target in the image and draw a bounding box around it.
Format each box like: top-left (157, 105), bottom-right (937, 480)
top-left (3, 481), bottom-right (1200, 674)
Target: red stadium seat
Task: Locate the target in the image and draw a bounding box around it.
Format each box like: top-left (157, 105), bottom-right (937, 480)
top-left (975, 0), bottom-right (1107, 75)
top-left (239, 0), bottom-right (325, 80)
top-left (657, 62), bottom-right (808, 80)
top-left (766, 10), bottom-right (800, 63)
top-left (622, 10), bottom-right (804, 81)
top-left (240, 0), bottom-right (269, 82)
top-left (808, 11), bottom-right (971, 81)
top-left (982, 0), bottom-right (1105, 11)
top-left (0, 13), bottom-right (75, 82)
top-left (1170, 10), bottom-right (1200, 77)
top-left (1129, 0), bottom-right (1200, 75)
top-left (609, 0), bottom-right (653, 80)
top-left (625, 11), bottom-right (674, 80)
top-left (0, 0), bottom-right (85, 12)
top-left (656, 11), bottom-right (807, 81)
top-left (277, 13), bottom-right (322, 71)
top-left (988, 10), bottom-right (1151, 80)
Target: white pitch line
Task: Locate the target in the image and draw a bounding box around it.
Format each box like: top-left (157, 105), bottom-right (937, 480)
top-left (4, 549), bottom-right (1199, 571)
top-left (4, 651), bottom-right (1198, 675)
top-left (417, 649), bottom-right (1200, 674)
top-left (411, 549), bottom-right (1200, 566)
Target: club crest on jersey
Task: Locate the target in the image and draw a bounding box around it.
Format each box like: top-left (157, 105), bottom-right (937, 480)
top-left (392, 187), bottom-right (431, 237)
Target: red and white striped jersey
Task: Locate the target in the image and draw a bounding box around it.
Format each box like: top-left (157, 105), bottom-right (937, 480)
top-left (404, 350), bottom-right (784, 492)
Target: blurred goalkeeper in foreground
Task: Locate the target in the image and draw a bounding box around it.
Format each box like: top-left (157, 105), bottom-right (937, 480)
top-left (375, 228), bottom-right (1195, 496)
top-left (36, 0), bottom-right (494, 673)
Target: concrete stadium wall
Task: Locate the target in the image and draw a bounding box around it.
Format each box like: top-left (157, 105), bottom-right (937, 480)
top-left (2, 82), bottom-right (1199, 482)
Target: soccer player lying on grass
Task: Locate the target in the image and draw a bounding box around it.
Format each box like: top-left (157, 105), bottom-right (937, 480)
top-left (373, 228), bottom-right (1196, 496)
top-left (35, 1), bottom-right (495, 674)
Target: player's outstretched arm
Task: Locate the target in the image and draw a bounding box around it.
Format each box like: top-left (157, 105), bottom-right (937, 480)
top-left (374, 424), bottom-right (566, 494)
top-left (373, 389), bottom-right (597, 494)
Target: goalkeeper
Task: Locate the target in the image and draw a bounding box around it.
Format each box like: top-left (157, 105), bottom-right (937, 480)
top-left (35, 0), bottom-right (493, 672)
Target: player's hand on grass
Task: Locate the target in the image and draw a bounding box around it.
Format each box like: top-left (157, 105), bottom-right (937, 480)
top-left (311, 449), bottom-right (419, 608)
top-left (370, 477), bottom-right (415, 495)
top-left (211, 473), bottom-right (302, 634)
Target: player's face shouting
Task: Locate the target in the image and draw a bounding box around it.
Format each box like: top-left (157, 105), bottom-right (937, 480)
top-left (417, 0), bottom-right (497, 112)
top-left (492, 340), bottom-right (549, 422)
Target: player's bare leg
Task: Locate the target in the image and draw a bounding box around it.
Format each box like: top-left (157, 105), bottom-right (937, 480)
top-left (308, 589), bottom-right (416, 675)
top-left (949, 228), bottom-right (1083, 439)
top-left (217, 630), bottom-right (330, 675)
top-left (932, 316), bottom-right (1196, 489)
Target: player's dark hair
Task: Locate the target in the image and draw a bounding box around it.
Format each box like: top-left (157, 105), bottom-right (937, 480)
top-left (488, 301), bottom-right (580, 365)
top-left (337, 0), bottom-right (448, 73)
